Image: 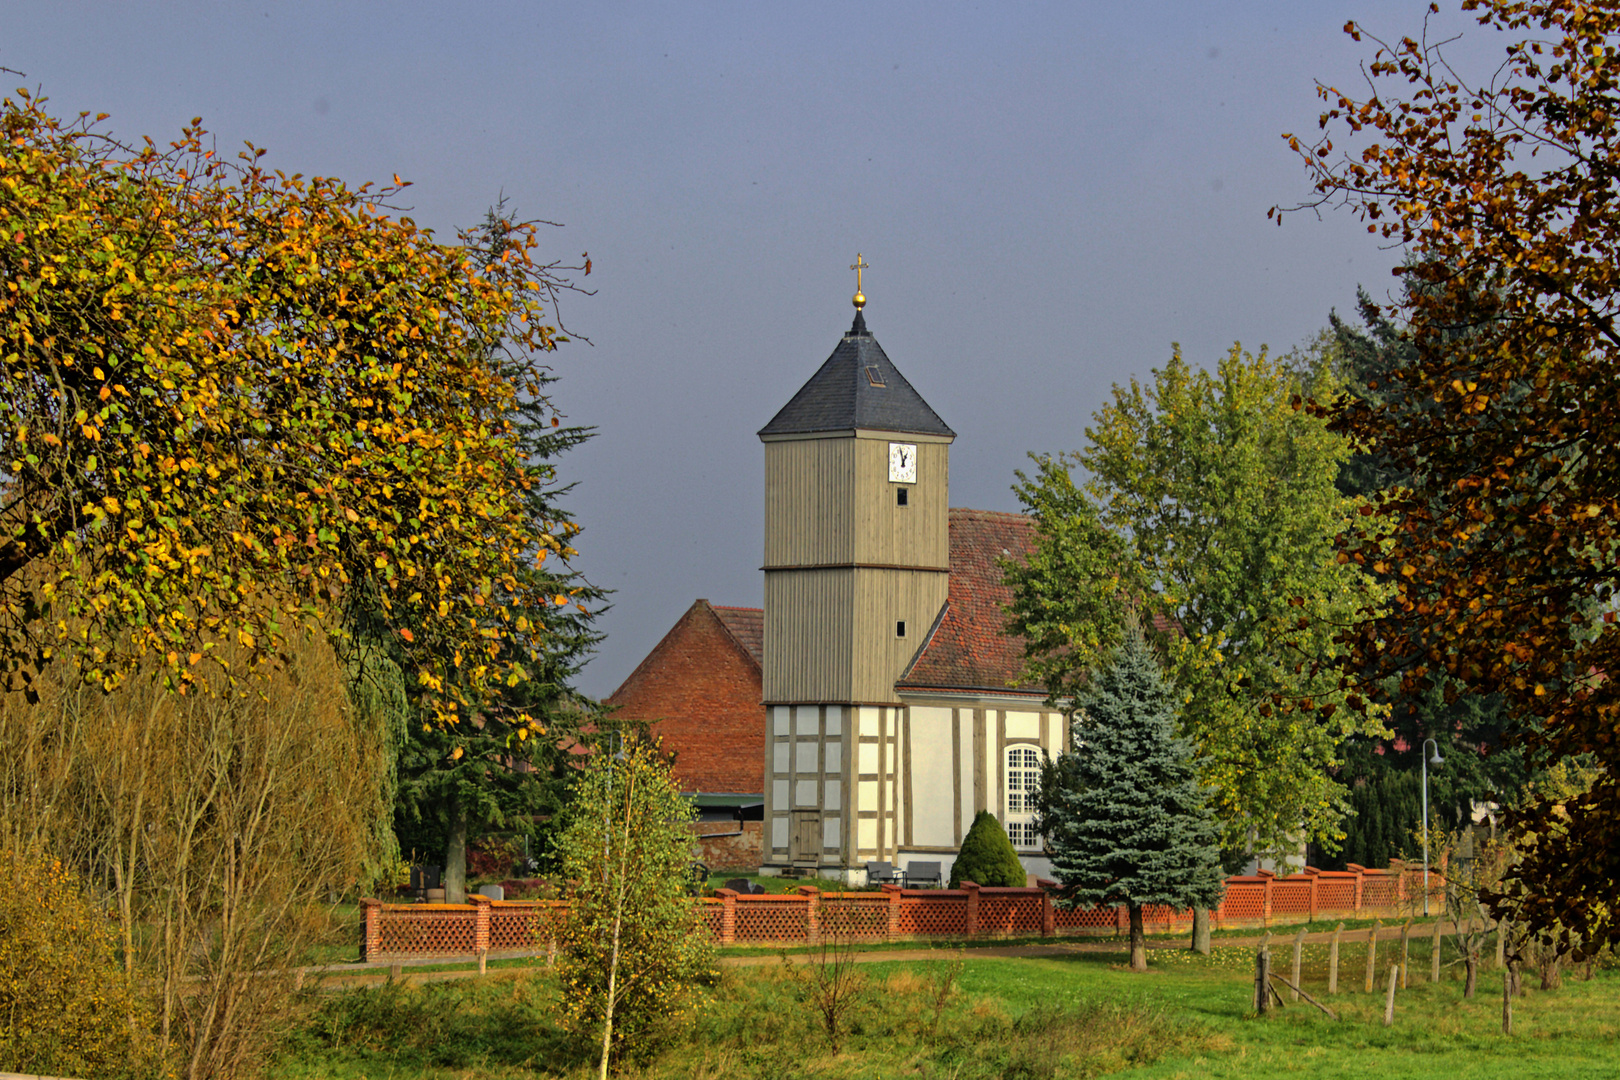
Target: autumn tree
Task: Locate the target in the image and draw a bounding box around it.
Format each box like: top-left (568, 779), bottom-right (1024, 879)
top-left (1005, 344), bottom-right (1387, 858)
top-left (1310, 291), bottom-right (1531, 868)
top-left (0, 94), bottom-right (580, 724)
top-left (386, 203), bottom-right (606, 901)
top-left (1281, 0), bottom-right (1620, 949)
top-left (1040, 632), bottom-right (1226, 972)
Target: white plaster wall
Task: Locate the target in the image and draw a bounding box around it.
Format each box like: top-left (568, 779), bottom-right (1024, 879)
top-left (1046, 712), bottom-right (1066, 755)
top-left (773, 743), bottom-right (790, 776)
top-left (771, 819), bottom-right (788, 849)
top-left (824, 780), bottom-right (841, 810)
top-left (795, 743), bottom-right (817, 775)
top-left (857, 818), bottom-right (877, 850)
top-left (1005, 711), bottom-right (1040, 740)
top-left (858, 780), bottom-right (879, 811)
top-left (824, 740), bottom-right (841, 774)
top-left (773, 706), bottom-right (790, 736)
top-left (795, 780), bottom-right (817, 806)
top-left (908, 707), bottom-right (954, 847)
top-left (826, 705), bottom-right (843, 736)
top-left (823, 817), bottom-right (841, 850)
top-left (772, 779), bottom-right (789, 808)
top-left (795, 706), bottom-right (819, 736)
top-left (858, 743), bottom-right (879, 775)
top-left (859, 707), bottom-right (879, 736)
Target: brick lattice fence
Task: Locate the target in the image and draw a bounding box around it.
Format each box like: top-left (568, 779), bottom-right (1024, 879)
top-left (360, 862), bottom-right (1439, 960)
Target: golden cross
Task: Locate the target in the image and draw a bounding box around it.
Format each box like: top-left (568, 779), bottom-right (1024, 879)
top-left (850, 253), bottom-right (869, 310)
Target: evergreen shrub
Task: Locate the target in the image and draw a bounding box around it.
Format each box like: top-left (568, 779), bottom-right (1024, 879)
top-left (950, 811), bottom-right (1026, 888)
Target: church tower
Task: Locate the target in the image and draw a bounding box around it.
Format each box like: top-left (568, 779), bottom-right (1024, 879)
top-left (757, 263), bottom-right (955, 876)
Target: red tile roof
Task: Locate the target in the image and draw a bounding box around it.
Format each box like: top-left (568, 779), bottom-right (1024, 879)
top-left (711, 605), bottom-right (764, 669)
top-left (897, 508), bottom-right (1045, 696)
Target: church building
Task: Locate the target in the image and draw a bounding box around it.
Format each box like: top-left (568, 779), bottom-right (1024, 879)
top-left (609, 270), bottom-right (1067, 884)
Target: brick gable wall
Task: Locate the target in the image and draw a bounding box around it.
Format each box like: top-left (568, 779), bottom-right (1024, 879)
top-left (604, 600), bottom-right (765, 795)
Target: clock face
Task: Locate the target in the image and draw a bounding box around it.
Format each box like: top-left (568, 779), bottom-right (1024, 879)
top-left (888, 442), bottom-right (917, 484)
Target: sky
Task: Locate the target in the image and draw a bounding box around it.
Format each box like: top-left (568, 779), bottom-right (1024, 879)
top-left (4, 1), bottom-right (1503, 697)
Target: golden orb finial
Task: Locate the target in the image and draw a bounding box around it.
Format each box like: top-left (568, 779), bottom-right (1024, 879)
top-left (850, 253), bottom-right (869, 310)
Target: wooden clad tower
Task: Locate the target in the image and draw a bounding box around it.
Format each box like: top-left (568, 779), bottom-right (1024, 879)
top-left (757, 272), bottom-right (955, 876)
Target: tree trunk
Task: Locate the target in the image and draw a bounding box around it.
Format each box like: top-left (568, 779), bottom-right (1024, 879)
top-left (445, 796), bottom-right (468, 903)
top-left (1464, 949), bottom-right (1478, 999)
top-left (1129, 904), bottom-right (1147, 972)
top-left (1191, 907), bottom-right (1212, 955)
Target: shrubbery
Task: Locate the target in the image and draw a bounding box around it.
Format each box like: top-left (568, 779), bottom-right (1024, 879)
top-left (0, 851), bottom-right (164, 1079)
top-left (950, 811), bottom-right (1027, 888)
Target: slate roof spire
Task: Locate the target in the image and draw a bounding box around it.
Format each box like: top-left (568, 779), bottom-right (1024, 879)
top-left (758, 303), bottom-right (955, 439)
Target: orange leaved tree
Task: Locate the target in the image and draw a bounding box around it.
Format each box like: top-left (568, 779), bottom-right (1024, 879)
top-left (1279, 0), bottom-right (1620, 950)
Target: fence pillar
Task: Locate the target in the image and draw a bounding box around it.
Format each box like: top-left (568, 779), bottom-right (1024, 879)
top-left (961, 881), bottom-right (981, 938)
top-left (881, 883), bottom-right (902, 941)
top-left (1347, 864), bottom-right (1366, 912)
top-left (469, 894), bottom-right (492, 955)
top-left (716, 888), bottom-right (737, 946)
top-left (1308, 868), bottom-right (1320, 920)
top-left (1040, 883), bottom-right (1055, 937)
top-left (361, 898), bottom-right (382, 962)
top-left (1259, 870), bottom-right (1275, 926)
top-left (798, 885), bottom-right (822, 943)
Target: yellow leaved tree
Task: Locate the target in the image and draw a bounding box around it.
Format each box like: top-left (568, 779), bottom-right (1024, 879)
top-left (0, 91), bottom-right (580, 722)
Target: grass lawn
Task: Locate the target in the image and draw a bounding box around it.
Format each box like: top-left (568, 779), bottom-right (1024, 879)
top-left (268, 935), bottom-right (1620, 1080)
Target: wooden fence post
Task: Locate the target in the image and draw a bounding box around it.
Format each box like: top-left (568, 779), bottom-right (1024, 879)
top-left (1254, 945), bottom-right (1273, 1015)
top-left (1041, 885), bottom-right (1055, 938)
top-left (1383, 964), bottom-right (1399, 1026)
top-left (1291, 927), bottom-right (1307, 1001)
top-left (716, 888), bottom-right (737, 946)
top-left (1328, 922), bottom-right (1343, 994)
top-left (1365, 921), bottom-right (1382, 993)
top-left (1400, 919), bottom-right (1412, 988)
top-left (1261, 870), bottom-right (1274, 927)
top-left (1432, 919), bottom-right (1444, 983)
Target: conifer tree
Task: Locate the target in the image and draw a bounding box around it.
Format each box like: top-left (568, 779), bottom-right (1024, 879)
top-left (949, 811), bottom-right (1026, 888)
top-left (1041, 632), bottom-right (1225, 971)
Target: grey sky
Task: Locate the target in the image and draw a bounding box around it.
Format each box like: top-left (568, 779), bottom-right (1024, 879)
top-left (5, 1), bottom-right (1487, 697)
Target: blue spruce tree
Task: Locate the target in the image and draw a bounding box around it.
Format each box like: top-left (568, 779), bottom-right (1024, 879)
top-left (1041, 631), bottom-right (1225, 971)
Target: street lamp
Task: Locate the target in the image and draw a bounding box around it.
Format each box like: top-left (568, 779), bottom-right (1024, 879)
top-left (1421, 738), bottom-right (1444, 916)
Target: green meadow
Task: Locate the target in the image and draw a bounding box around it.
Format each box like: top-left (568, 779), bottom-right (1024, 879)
top-left (270, 939), bottom-right (1620, 1079)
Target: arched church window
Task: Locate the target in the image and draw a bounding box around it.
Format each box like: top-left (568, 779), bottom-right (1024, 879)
top-left (1004, 745), bottom-right (1043, 849)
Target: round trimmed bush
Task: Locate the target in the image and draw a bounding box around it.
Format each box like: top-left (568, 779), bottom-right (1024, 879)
top-left (950, 811), bottom-right (1027, 888)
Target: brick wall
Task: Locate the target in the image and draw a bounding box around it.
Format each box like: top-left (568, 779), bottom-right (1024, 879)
top-left (692, 820), bottom-right (763, 871)
top-left (361, 863), bottom-right (1445, 957)
top-left (605, 600), bottom-right (765, 795)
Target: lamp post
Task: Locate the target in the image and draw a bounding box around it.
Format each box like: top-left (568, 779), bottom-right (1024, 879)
top-left (1421, 738), bottom-right (1444, 916)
